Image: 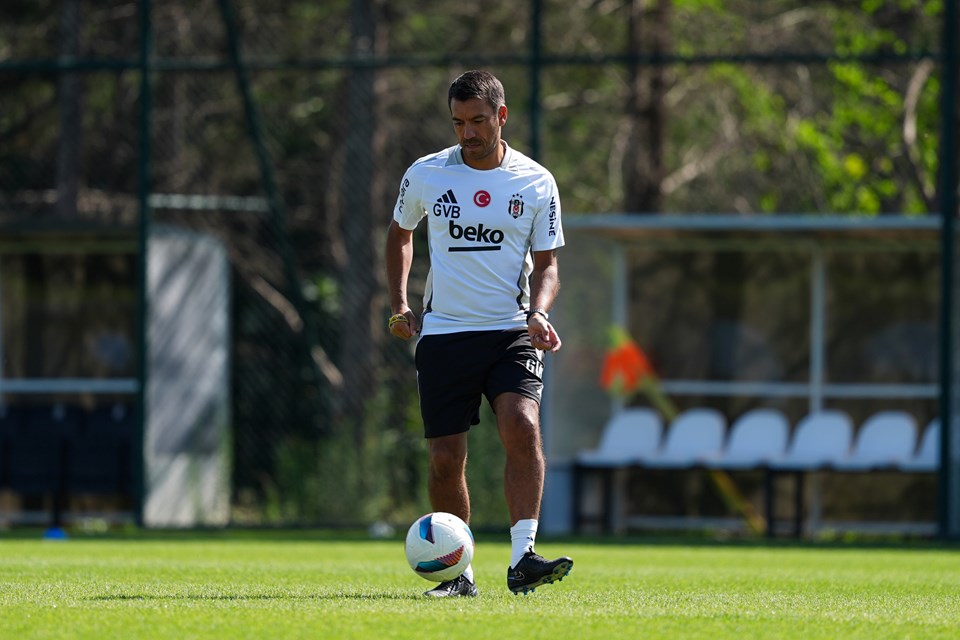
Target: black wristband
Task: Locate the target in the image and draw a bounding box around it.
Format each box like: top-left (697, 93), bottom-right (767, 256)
top-left (526, 307), bottom-right (549, 321)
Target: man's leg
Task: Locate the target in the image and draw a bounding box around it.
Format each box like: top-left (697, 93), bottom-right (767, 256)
top-left (427, 432), bottom-right (470, 523)
top-left (422, 432), bottom-right (478, 598)
top-left (415, 331), bottom-right (483, 598)
top-left (492, 392), bottom-right (544, 524)
top-left (494, 392), bottom-right (573, 594)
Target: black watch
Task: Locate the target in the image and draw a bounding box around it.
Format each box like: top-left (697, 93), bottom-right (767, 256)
top-left (526, 307), bottom-right (549, 321)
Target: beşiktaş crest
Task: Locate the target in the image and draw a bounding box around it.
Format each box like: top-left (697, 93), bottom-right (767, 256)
top-left (508, 193), bottom-right (525, 219)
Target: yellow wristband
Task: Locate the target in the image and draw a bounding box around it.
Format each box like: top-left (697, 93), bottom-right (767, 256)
top-left (388, 314), bottom-right (409, 328)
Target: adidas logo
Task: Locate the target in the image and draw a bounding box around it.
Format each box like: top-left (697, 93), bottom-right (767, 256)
top-left (432, 189), bottom-right (461, 218)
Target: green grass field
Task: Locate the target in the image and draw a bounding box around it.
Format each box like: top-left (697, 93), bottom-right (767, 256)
top-left (1, 532), bottom-right (958, 639)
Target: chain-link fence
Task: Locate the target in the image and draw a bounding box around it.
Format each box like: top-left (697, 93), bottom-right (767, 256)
top-left (0, 0), bottom-right (956, 531)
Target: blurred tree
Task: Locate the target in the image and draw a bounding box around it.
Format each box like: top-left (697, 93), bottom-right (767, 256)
top-left (623, 0), bottom-right (671, 213)
top-left (55, 0), bottom-right (81, 218)
top-left (332, 0), bottom-right (389, 448)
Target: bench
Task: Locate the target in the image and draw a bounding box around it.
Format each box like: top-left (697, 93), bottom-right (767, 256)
top-left (572, 407), bottom-right (939, 536)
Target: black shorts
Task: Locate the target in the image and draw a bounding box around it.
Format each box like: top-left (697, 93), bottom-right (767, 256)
top-left (414, 329), bottom-right (544, 439)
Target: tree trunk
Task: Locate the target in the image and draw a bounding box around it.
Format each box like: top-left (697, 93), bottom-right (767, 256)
top-left (337, 0), bottom-right (389, 448)
top-left (624, 0), bottom-right (670, 214)
top-left (55, 0), bottom-right (81, 218)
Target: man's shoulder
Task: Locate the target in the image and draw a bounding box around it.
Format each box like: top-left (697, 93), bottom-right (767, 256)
top-left (503, 143), bottom-right (556, 182)
top-left (407, 145), bottom-right (460, 173)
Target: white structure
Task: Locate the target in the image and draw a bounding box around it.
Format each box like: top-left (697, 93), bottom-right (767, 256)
top-left (145, 228), bottom-right (232, 526)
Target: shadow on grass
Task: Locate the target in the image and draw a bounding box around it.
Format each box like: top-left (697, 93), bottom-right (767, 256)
top-left (540, 532), bottom-right (957, 551)
top-left (87, 591), bottom-right (420, 602)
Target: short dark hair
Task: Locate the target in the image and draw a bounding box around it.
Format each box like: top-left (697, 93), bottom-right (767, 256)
top-left (448, 70), bottom-right (505, 112)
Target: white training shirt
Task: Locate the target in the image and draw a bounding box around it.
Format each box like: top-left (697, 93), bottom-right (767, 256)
top-left (393, 141), bottom-right (565, 336)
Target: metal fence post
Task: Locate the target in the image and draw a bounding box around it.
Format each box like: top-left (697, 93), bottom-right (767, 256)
top-left (939, 0), bottom-right (960, 540)
top-left (134, 0), bottom-right (154, 528)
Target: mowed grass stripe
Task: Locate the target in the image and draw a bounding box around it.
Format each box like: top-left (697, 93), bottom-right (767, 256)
top-left (0, 537), bottom-right (958, 639)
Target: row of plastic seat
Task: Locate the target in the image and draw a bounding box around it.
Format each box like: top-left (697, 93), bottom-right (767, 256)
top-left (572, 407), bottom-right (939, 536)
top-left (576, 407), bottom-right (938, 473)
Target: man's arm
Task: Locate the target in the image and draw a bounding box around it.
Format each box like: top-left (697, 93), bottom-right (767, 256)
top-left (527, 249), bottom-right (561, 352)
top-left (385, 220), bottom-right (419, 339)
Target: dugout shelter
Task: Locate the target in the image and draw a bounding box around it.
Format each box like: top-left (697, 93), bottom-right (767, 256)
top-left (541, 213), bottom-right (948, 536)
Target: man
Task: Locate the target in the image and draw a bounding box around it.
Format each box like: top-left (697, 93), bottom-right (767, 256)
top-left (385, 70), bottom-right (573, 598)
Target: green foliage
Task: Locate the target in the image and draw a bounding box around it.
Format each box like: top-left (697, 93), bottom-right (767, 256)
top-left (262, 384), bottom-right (510, 529)
top-left (786, 54), bottom-right (938, 213)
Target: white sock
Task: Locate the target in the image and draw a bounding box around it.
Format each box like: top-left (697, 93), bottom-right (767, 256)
top-left (462, 564), bottom-right (474, 583)
top-left (510, 519), bottom-right (538, 568)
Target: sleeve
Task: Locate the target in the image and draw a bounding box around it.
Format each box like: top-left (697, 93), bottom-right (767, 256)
top-left (530, 172), bottom-right (565, 252)
top-left (392, 166), bottom-right (425, 231)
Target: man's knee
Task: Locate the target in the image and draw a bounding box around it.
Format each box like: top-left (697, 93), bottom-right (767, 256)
top-left (497, 407), bottom-right (543, 457)
top-left (428, 437), bottom-right (467, 478)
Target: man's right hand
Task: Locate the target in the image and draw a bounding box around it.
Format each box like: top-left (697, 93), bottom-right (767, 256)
top-left (389, 309), bottom-right (419, 340)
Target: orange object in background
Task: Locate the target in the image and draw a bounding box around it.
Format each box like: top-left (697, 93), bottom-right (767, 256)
top-left (599, 326), bottom-right (677, 420)
top-left (599, 326), bottom-right (655, 397)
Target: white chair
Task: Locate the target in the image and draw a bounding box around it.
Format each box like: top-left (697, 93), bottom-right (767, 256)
top-left (832, 411), bottom-right (918, 471)
top-left (573, 408), bottom-right (663, 533)
top-left (576, 408), bottom-right (663, 467)
top-left (702, 407), bottom-right (789, 470)
top-left (768, 410), bottom-right (853, 470)
top-left (897, 418), bottom-right (939, 473)
top-left (765, 410), bottom-right (853, 538)
top-left (640, 407), bottom-right (726, 469)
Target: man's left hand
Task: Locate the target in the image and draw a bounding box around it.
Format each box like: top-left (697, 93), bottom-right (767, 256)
top-left (528, 316), bottom-right (562, 353)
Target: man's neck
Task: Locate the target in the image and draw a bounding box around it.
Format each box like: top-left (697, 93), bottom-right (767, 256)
top-left (464, 140), bottom-right (506, 170)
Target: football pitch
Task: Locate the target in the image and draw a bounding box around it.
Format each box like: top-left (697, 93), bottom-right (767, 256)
top-left (1, 532), bottom-right (958, 639)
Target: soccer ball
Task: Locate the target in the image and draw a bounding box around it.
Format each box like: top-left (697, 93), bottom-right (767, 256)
top-left (404, 512), bottom-right (474, 582)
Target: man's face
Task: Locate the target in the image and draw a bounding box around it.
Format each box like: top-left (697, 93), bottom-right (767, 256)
top-left (450, 97), bottom-right (508, 170)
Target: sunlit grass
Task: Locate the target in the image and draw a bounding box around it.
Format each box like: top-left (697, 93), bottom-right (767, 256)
top-left (0, 532), bottom-right (958, 639)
